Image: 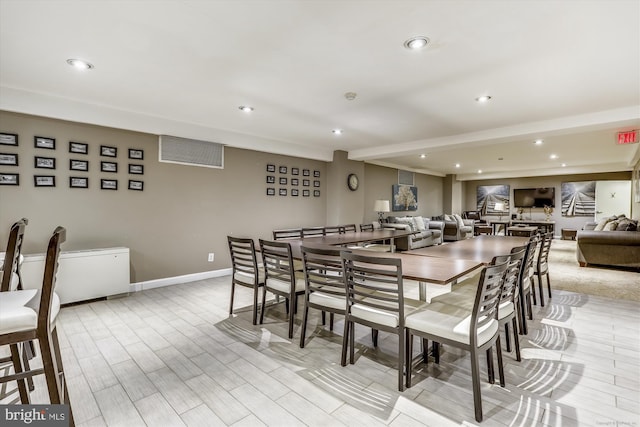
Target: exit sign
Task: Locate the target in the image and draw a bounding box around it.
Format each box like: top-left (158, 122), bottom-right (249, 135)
top-left (617, 130), bottom-right (638, 144)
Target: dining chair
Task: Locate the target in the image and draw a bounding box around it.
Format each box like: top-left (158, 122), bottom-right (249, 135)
top-left (517, 238), bottom-right (538, 334)
top-left (323, 226), bottom-right (342, 235)
top-left (259, 239), bottom-right (306, 339)
top-left (299, 245), bottom-right (344, 348)
top-left (301, 227), bottom-right (326, 238)
top-left (0, 226), bottom-right (75, 426)
top-left (533, 232), bottom-right (553, 307)
top-left (272, 228), bottom-right (302, 240)
top-left (357, 223), bottom-right (393, 252)
top-left (339, 224), bottom-right (357, 233)
top-left (498, 247), bottom-right (525, 361)
top-left (404, 260), bottom-right (509, 422)
top-left (227, 236), bottom-right (265, 325)
top-left (359, 223), bottom-right (374, 232)
top-left (340, 251), bottom-right (423, 391)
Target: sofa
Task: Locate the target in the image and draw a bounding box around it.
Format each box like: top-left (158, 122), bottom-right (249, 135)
top-left (432, 214), bottom-right (475, 241)
top-left (383, 216), bottom-right (444, 250)
top-left (576, 217), bottom-right (640, 269)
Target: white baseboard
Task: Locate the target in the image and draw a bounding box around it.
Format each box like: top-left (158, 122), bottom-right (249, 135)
top-left (130, 268), bottom-right (232, 292)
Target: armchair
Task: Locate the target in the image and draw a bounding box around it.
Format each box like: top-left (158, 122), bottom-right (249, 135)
top-left (433, 214), bottom-right (475, 241)
top-left (383, 216), bottom-right (444, 250)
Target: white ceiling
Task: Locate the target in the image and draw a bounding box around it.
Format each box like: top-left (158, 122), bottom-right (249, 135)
top-left (1, 0), bottom-right (639, 180)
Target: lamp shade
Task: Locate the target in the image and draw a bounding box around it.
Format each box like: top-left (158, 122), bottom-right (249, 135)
top-left (494, 202), bottom-right (505, 212)
top-left (374, 200), bottom-right (390, 212)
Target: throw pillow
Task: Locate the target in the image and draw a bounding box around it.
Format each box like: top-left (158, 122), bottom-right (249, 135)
top-left (453, 214), bottom-right (465, 229)
top-left (396, 217), bottom-right (415, 232)
top-left (444, 214), bottom-right (454, 222)
top-left (594, 217), bottom-right (613, 231)
top-left (603, 220), bottom-right (619, 231)
top-left (413, 216), bottom-right (426, 231)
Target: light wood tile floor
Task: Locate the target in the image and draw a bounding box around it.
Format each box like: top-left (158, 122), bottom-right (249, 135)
top-left (1, 276), bottom-right (639, 426)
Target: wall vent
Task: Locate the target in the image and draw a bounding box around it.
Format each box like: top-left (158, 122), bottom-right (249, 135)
top-left (398, 169), bottom-right (414, 186)
top-left (159, 135), bottom-right (224, 169)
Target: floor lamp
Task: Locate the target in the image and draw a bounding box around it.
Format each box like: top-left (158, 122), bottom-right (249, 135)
top-left (374, 200), bottom-right (390, 224)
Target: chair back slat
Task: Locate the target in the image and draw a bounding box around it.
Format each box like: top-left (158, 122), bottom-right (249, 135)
top-left (340, 224), bottom-right (357, 233)
top-left (302, 227), bottom-right (325, 238)
top-left (37, 226), bottom-right (66, 334)
top-left (323, 226), bottom-right (342, 235)
top-left (301, 246), bottom-right (344, 298)
top-left (1, 218), bottom-right (28, 292)
top-left (227, 236), bottom-right (260, 282)
top-left (360, 223), bottom-right (374, 232)
top-left (260, 239), bottom-right (295, 283)
top-left (272, 228), bottom-right (302, 240)
top-left (471, 261), bottom-right (508, 343)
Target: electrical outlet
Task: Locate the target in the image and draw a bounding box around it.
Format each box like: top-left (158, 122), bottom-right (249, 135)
top-left (208, 253), bottom-right (214, 262)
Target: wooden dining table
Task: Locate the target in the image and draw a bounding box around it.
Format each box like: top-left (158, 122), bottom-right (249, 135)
top-left (285, 228), bottom-right (415, 257)
top-left (406, 235), bottom-right (530, 265)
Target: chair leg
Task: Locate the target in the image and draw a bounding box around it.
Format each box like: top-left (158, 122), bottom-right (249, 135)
top-left (526, 293), bottom-right (534, 320)
top-left (52, 328), bottom-right (75, 426)
top-left (9, 343), bottom-right (30, 404)
top-left (251, 286), bottom-right (259, 325)
top-left (397, 328), bottom-right (405, 392)
top-left (432, 342), bottom-right (440, 364)
top-left (299, 305), bottom-right (309, 348)
top-left (537, 274), bottom-right (545, 307)
top-left (349, 321), bottom-right (355, 364)
top-left (288, 294), bottom-right (295, 339)
top-left (546, 273), bottom-right (552, 300)
top-left (405, 330), bottom-right (413, 388)
top-left (372, 329), bottom-right (379, 347)
top-left (321, 311), bottom-right (326, 325)
top-left (329, 313), bottom-right (334, 331)
top-left (422, 338), bottom-right (429, 363)
top-left (259, 287), bottom-right (267, 324)
top-left (470, 348), bottom-right (484, 423)
top-left (22, 343), bottom-right (35, 392)
top-left (530, 277), bottom-right (537, 305)
top-left (495, 336), bottom-right (505, 387)
top-left (486, 347), bottom-right (495, 384)
top-left (229, 282), bottom-right (235, 316)
top-left (504, 322), bottom-right (512, 352)
top-left (341, 319), bottom-right (350, 366)
top-left (512, 317), bottom-right (521, 362)
top-left (39, 331), bottom-right (62, 404)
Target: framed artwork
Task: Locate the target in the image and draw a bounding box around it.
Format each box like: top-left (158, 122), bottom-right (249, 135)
top-left (100, 145), bottom-right (117, 157)
top-left (101, 179), bottom-right (118, 190)
top-left (291, 167), bottom-right (299, 175)
top-left (313, 170), bottom-right (320, 177)
top-left (279, 166), bottom-right (287, 174)
top-left (561, 181), bottom-right (595, 216)
top-left (291, 189), bottom-right (299, 196)
top-left (266, 187), bottom-right (275, 196)
top-left (291, 178), bottom-right (299, 186)
top-left (128, 148), bottom-right (144, 160)
top-left (279, 177), bottom-right (287, 185)
top-left (69, 141), bottom-right (88, 154)
top-left (70, 159), bottom-right (89, 171)
top-left (266, 164), bottom-right (276, 173)
top-left (279, 188), bottom-right (287, 196)
top-left (303, 179), bottom-right (310, 187)
top-left (392, 184), bottom-right (418, 211)
top-left (128, 164), bottom-right (144, 174)
top-left (476, 185), bottom-right (510, 215)
top-left (266, 175), bottom-right (275, 184)
top-left (0, 173), bottom-right (19, 185)
top-left (0, 133), bottom-right (18, 146)
top-left (70, 177), bottom-right (88, 188)
top-left (303, 189), bottom-right (310, 197)
top-left (101, 161), bottom-right (117, 173)
top-left (34, 136), bottom-right (55, 150)
top-left (128, 180), bottom-right (143, 191)
top-left (303, 169), bottom-right (310, 176)
top-left (0, 153), bottom-right (18, 166)
top-left (313, 190), bottom-right (320, 197)
top-left (35, 156), bottom-right (55, 169)
top-left (313, 180), bottom-right (320, 187)
top-left (34, 175), bottom-right (55, 187)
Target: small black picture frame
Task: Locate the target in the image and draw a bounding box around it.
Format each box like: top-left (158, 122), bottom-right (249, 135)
top-left (69, 177), bottom-right (88, 188)
top-left (266, 175), bottom-right (275, 184)
top-left (34, 136), bottom-right (55, 150)
top-left (69, 141), bottom-right (88, 154)
top-left (303, 179), bottom-right (310, 187)
top-left (313, 170), bottom-right (320, 178)
top-left (101, 161), bottom-right (118, 173)
top-left (279, 188), bottom-right (287, 196)
top-left (35, 156), bottom-right (56, 169)
top-left (0, 133), bottom-right (18, 146)
top-left (291, 189), bottom-right (299, 197)
top-left (128, 164), bottom-right (144, 174)
top-left (0, 173), bottom-right (19, 185)
top-left (70, 159), bottom-right (89, 171)
top-left (291, 178), bottom-right (299, 186)
top-left (314, 190), bottom-right (321, 197)
top-left (303, 189), bottom-right (310, 197)
top-left (100, 145), bottom-right (117, 157)
top-left (279, 166), bottom-right (287, 174)
top-left (128, 148), bottom-right (144, 160)
top-left (303, 169), bottom-right (310, 176)
top-left (291, 167), bottom-right (299, 176)
top-left (128, 180), bottom-right (144, 191)
top-left (266, 187), bottom-right (275, 196)
top-left (279, 177), bottom-right (287, 185)
top-left (267, 164), bottom-right (276, 173)
top-left (101, 179), bottom-right (118, 190)
top-left (34, 175), bottom-right (55, 187)
top-left (313, 180), bottom-right (320, 187)
top-left (0, 153), bottom-right (18, 166)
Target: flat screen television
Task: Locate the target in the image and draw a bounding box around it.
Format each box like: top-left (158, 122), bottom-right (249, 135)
top-left (513, 187), bottom-right (555, 208)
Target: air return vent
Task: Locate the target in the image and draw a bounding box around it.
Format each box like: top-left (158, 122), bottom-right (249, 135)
top-left (159, 135), bottom-right (224, 169)
top-left (398, 169), bottom-right (414, 186)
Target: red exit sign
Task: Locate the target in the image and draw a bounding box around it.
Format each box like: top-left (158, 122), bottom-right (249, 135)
top-left (617, 130), bottom-right (638, 144)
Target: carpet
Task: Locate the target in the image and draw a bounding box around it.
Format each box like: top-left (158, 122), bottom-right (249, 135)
top-left (547, 238), bottom-right (640, 301)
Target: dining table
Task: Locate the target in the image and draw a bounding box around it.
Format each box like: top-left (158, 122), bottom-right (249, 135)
top-left (406, 235), bottom-right (530, 265)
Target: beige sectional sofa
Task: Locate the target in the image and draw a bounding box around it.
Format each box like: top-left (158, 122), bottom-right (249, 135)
top-left (576, 217), bottom-right (640, 269)
top-left (383, 216), bottom-right (444, 250)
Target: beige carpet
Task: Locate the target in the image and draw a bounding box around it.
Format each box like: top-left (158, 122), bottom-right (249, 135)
top-left (548, 238), bottom-right (640, 301)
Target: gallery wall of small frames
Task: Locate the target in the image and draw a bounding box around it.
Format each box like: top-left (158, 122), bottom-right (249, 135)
top-left (266, 163), bottom-right (321, 197)
top-left (0, 131), bottom-right (145, 191)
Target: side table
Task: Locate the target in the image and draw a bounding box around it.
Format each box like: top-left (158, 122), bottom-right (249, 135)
top-left (562, 228), bottom-right (577, 240)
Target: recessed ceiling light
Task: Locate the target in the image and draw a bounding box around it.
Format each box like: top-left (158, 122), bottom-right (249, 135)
top-left (561, 163), bottom-right (567, 167)
top-left (238, 106), bottom-right (254, 112)
top-left (404, 36), bottom-right (430, 50)
top-left (420, 154), bottom-right (426, 159)
top-left (66, 58), bottom-right (94, 70)
top-left (475, 95), bottom-right (492, 103)
top-left (332, 129), bottom-right (343, 135)
top-left (478, 169), bottom-right (482, 174)
top-left (455, 163), bottom-right (460, 168)
top-left (550, 154), bottom-right (558, 159)
top-left (534, 139), bottom-right (543, 145)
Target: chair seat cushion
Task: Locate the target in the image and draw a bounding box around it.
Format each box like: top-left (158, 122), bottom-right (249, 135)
top-left (498, 301), bottom-right (515, 320)
top-left (350, 297), bottom-right (425, 328)
top-left (405, 302), bottom-right (498, 346)
top-left (309, 291), bottom-right (345, 311)
top-left (266, 273), bottom-right (306, 293)
top-left (0, 289), bottom-right (60, 335)
top-left (234, 266), bottom-right (266, 285)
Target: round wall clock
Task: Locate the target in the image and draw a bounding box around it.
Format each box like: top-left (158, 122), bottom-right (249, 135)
top-left (347, 173), bottom-right (359, 191)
